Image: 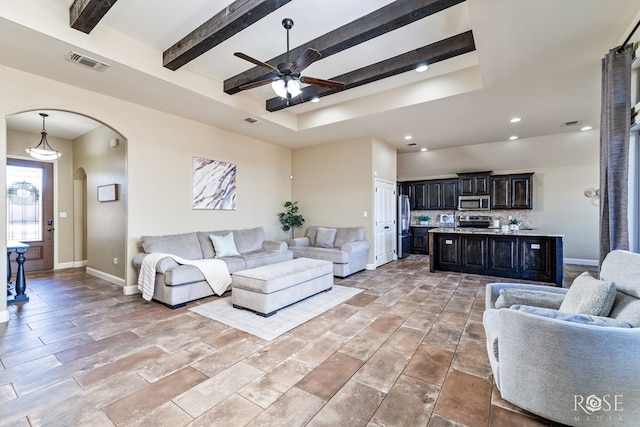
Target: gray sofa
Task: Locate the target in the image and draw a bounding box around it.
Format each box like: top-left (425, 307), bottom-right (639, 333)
top-left (288, 225), bottom-right (370, 277)
top-left (483, 249), bottom-right (640, 426)
top-left (133, 226), bottom-right (292, 308)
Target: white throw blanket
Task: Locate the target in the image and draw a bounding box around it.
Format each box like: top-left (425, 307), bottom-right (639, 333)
top-left (138, 253), bottom-right (232, 301)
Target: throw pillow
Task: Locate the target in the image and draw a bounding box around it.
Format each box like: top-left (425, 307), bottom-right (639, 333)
top-left (495, 288), bottom-right (566, 309)
top-left (315, 227), bottom-right (337, 248)
top-left (510, 305), bottom-right (631, 328)
top-left (559, 272), bottom-right (617, 316)
top-left (210, 232), bottom-right (240, 258)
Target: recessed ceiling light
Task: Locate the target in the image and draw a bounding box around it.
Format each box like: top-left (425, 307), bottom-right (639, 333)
top-left (404, 135), bottom-right (413, 140)
top-left (310, 97), bottom-right (320, 103)
top-left (416, 64), bottom-right (428, 72)
top-left (510, 117), bottom-right (521, 123)
top-left (420, 147), bottom-right (428, 152)
top-left (509, 136), bottom-right (518, 140)
top-left (580, 126), bottom-right (592, 131)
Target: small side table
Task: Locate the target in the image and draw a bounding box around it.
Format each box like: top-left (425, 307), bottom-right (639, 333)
top-left (7, 241), bottom-right (30, 304)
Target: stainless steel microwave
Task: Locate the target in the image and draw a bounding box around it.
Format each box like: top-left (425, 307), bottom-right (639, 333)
top-left (458, 195), bottom-right (490, 210)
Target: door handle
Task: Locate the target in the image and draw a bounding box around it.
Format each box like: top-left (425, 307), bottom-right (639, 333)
top-left (384, 226), bottom-right (390, 229)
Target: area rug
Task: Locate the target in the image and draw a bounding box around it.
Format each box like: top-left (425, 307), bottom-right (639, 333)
top-left (189, 285), bottom-right (363, 340)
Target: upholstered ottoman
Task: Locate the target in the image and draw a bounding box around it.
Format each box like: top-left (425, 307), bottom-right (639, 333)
top-left (231, 257), bottom-right (333, 317)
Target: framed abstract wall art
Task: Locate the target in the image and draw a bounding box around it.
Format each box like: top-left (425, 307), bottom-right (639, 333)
top-left (192, 157), bottom-right (237, 210)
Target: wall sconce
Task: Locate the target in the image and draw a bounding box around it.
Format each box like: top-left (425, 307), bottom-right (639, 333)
top-left (584, 188), bottom-right (600, 206)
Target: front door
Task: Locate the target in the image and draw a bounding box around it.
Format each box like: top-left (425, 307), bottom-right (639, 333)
top-left (7, 158), bottom-right (54, 271)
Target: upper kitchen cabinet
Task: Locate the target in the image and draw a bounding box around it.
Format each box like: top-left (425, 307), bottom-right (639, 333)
top-left (426, 179), bottom-right (458, 210)
top-left (458, 172), bottom-right (491, 195)
top-left (490, 173), bottom-right (534, 209)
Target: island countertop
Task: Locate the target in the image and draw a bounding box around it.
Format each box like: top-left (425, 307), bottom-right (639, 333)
top-left (427, 227), bottom-right (564, 238)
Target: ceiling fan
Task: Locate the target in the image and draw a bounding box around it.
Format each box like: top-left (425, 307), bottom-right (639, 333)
top-left (234, 18), bottom-right (345, 100)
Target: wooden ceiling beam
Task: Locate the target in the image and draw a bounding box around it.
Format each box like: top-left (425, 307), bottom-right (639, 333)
top-left (163, 0), bottom-right (292, 71)
top-left (265, 30), bottom-right (475, 112)
top-left (70, 0), bottom-right (118, 34)
top-left (224, 0), bottom-right (466, 95)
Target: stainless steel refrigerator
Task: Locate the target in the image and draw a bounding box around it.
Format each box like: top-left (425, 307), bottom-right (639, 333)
top-left (397, 194), bottom-right (410, 258)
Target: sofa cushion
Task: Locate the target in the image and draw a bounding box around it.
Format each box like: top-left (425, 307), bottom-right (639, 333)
top-left (242, 249), bottom-right (293, 269)
top-left (290, 246), bottom-right (349, 264)
top-left (197, 230), bottom-right (229, 259)
top-left (600, 249), bottom-right (640, 298)
top-left (609, 291), bottom-right (640, 327)
top-left (141, 232), bottom-right (203, 260)
top-left (495, 288), bottom-right (565, 310)
top-left (559, 272), bottom-right (616, 316)
top-left (334, 227), bottom-right (365, 248)
top-left (316, 227), bottom-right (337, 248)
top-left (510, 305), bottom-right (631, 328)
top-left (211, 232), bottom-right (241, 258)
top-left (233, 227), bottom-right (266, 254)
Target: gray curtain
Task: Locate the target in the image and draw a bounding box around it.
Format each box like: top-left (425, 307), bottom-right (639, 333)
top-left (599, 44), bottom-right (632, 265)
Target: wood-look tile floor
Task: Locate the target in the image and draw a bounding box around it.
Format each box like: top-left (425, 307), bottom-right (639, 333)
top-left (0, 256), bottom-right (594, 426)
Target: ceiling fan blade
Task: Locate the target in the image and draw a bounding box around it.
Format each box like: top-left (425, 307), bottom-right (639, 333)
top-left (239, 74), bottom-right (280, 91)
top-left (234, 52), bottom-right (279, 73)
top-left (291, 48), bottom-right (322, 74)
top-left (300, 76), bottom-right (345, 90)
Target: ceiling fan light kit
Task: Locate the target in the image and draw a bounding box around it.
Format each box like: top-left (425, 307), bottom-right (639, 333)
top-left (234, 18), bottom-right (345, 102)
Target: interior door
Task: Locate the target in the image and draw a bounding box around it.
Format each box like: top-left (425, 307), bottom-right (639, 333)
top-left (374, 179), bottom-right (396, 267)
top-left (7, 158), bottom-right (54, 272)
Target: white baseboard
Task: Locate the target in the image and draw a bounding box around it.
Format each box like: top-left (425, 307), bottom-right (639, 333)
top-left (123, 285), bottom-right (140, 296)
top-left (0, 310), bottom-right (9, 324)
top-left (564, 258), bottom-right (598, 266)
top-left (366, 263), bottom-right (376, 270)
top-left (56, 260), bottom-right (87, 269)
top-left (86, 267), bottom-right (126, 287)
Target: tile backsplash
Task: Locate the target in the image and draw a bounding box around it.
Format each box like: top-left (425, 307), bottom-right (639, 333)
top-left (412, 209), bottom-right (533, 229)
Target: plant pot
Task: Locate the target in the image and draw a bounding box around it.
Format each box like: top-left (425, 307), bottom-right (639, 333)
top-left (510, 224), bottom-right (519, 231)
top-left (419, 221), bottom-right (428, 225)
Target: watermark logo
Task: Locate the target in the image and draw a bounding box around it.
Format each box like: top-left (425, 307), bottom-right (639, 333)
top-left (574, 394), bottom-right (623, 423)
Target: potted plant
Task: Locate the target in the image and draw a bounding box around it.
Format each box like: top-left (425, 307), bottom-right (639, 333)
top-left (278, 201), bottom-right (305, 239)
top-left (509, 218), bottom-right (521, 231)
top-left (418, 215), bottom-right (430, 225)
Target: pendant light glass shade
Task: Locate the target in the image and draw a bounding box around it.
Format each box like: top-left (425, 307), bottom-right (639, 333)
top-left (26, 113), bottom-right (61, 160)
top-left (271, 80), bottom-right (287, 98)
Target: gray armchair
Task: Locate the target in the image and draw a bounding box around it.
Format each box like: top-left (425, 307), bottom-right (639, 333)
top-left (483, 250), bottom-right (640, 426)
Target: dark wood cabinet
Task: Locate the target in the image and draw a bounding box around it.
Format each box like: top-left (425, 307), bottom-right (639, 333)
top-left (519, 237), bottom-right (553, 282)
top-left (410, 226), bottom-right (435, 254)
top-left (401, 179), bottom-right (458, 210)
top-left (490, 173), bottom-right (533, 209)
top-left (489, 236), bottom-right (519, 272)
top-left (511, 174), bottom-right (533, 209)
top-left (412, 182), bottom-right (426, 210)
top-left (430, 231), bottom-right (563, 286)
top-left (462, 235), bottom-right (488, 272)
top-left (458, 172), bottom-right (490, 195)
top-left (441, 179), bottom-right (458, 209)
top-left (435, 234), bottom-right (460, 268)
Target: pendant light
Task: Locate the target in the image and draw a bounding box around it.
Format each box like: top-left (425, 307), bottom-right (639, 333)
top-left (26, 113), bottom-right (61, 160)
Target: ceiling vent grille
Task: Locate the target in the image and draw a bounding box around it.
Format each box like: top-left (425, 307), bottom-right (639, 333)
top-left (243, 117), bottom-right (262, 125)
top-left (65, 51), bottom-right (110, 71)
top-left (561, 120), bottom-right (580, 127)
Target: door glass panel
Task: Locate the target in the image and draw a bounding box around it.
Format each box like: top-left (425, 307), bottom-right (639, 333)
top-left (7, 165), bottom-right (43, 241)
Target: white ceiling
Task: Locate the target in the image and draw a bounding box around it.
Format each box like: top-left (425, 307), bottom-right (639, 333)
top-left (2, 0), bottom-right (640, 153)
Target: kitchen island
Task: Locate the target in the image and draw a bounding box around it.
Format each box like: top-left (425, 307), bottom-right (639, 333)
top-left (428, 228), bottom-right (564, 286)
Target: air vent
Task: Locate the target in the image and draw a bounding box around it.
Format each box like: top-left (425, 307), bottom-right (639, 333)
top-left (407, 142), bottom-right (417, 147)
top-left (243, 117), bottom-right (262, 125)
top-left (65, 51), bottom-right (110, 71)
top-left (561, 120), bottom-right (580, 127)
